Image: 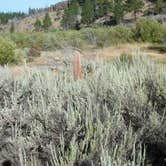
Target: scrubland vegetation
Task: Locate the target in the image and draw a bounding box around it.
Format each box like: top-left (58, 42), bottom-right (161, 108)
top-left (0, 54), bottom-right (165, 166)
top-left (0, 18), bottom-right (165, 65)
top-left (0, 1), bottom-right (165, 165)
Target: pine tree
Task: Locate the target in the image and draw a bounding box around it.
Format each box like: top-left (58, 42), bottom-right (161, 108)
top-left (43, 13), bottom-right (52, 31)
top-left (34, 18), bottom-right (42, 31)
top-left (82, 0), bottom-right (95, 24)
top-left (111, 0), bottom-right (125, 24)
top-left (61, 0), bottom-right (80, 29)
top-left (125, 0), bottom-right (144, 20)
top-left (101, 0), bottom-right (110, 15)
top-left (95, 0), bottom-right (110, 18)
top-left (155, 0), bottom-right (166, 14)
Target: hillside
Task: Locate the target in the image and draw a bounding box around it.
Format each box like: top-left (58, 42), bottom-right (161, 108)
top-left (0, 1), bottom-right (67, 32)
top-left (16, 11), bottom-right (63, 32)
top-left (0, 0), bottom-right (165, 32)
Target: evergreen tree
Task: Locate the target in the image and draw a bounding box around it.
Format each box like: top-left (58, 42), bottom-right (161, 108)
top-left (82, 0), bottom-right (95, 24)
top-left (95, 0), bottom-right (110, 18)
top-left (34, 18), bottom-right (42, 31)
top-left (10, 22), bottom-right (15, 33)
top-left (43, 13), bottom-right (52, 31)
top-left (155, 0), bottom-right (166, 14)
top-left (0, 12), bottom-right (25, 25)
top-left (101, 0), bottom-right (110, 15)
top-left (125, 0), bottom-right (144, 20)
top-left (111, 0), bottom-right (125, 24)
top-left (77, 0), bottom-right (86, 6)
top-left (61, 0), bottom-right (80, 29)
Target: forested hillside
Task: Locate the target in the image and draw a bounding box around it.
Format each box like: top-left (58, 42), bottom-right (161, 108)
top-left (0, 12), bottom-right (25, 24)
top-left (62, 0), bottom-right (166, 29)
top-left (0, 0), bottom-right (165, 32)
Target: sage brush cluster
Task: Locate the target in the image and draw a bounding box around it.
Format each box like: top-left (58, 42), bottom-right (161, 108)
top-left (0, 54), bottom-right (165, 166)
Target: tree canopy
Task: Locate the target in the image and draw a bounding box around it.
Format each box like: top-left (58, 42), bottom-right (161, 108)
top-left (43, 13), bottom-right (52, 31)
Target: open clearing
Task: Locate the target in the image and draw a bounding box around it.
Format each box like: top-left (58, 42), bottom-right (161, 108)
top-left (10, 43), bottom-right (166, 77)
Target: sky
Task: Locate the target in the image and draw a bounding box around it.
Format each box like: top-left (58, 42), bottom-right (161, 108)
top-left (0, 0), bottom-right (62, 13)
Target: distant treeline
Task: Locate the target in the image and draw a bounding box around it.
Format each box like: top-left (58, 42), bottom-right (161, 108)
top-left (62, 0), bottom-right (166, 30)
top-left (0, 12), bottom-right (26, 24)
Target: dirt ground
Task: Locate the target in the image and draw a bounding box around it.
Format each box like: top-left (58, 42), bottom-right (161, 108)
top-left (10, 43), bottom-right (166, 77)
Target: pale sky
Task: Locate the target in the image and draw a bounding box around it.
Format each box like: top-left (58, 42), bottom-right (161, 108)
top-left (0, 0), bottom-right (62, 13)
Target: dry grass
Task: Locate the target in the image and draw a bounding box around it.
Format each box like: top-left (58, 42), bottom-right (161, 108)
top-left (8, 43), bottom-right (166, 78)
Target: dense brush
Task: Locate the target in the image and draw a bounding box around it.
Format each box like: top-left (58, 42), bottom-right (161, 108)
top-left (0, 53), bottom-right (165, 166)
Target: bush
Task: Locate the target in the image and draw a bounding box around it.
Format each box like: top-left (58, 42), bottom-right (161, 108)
top-left (64, 30), bottom-right (86, 48)
top-left (9, 33), bottom-right (29, 48)
top-left (0, 37), bottom-right (18, 65)
top-left (161, 28), bottom-right (166, 44)
top-left (27, 32), bottom-right (46, 48)
top-left (82, 28), bottom-right (110, 47)
top-left (3, 19), bottom-right (165, 53)
top-left (0, 54), bottom-right (165, 165)
top-left (42, 33), bottom-right (63, 50)
top-left (83, 26), bottom-right (133, 47)
top-left (9, 32), bottom-right (46, 49)
top-left (43, 31), bottom-right (87, 50)
top-left (109, 25), bottom-right (134, 44)
top-left (134, 18), bottom-right (165, 43)
top-left (14, 49), bottom-right (25, 63)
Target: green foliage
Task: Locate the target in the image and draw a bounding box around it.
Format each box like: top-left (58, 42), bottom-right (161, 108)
top-left (115, 53), bottom-right (133, 68)
top-left (4, 19), bottom-right (165, 52)
top-left (111, 0), bottom-right (125, 24)
top-left (50, 28), bottom-right (57, 32)
top-left (83, 26), bottom-right (133, 47)
top-left (82, 27), bottom-right (110, 47)
top-left (61, 0), bottom-right (80, 30)
top-left (134, 18), bottom-right (166, 43)
top-left (34, 18), bottom-right (42, 31)
top-left (14, 48), bottom-right (25, 63)
top-left (155, 0), bottom-right (166, 14)
top-left (9, 32), bottom-right (46, 49)
top-left (60, 0), bottom-right (166, 27)
top-left (10, 22), bottom-right (15, 33)
top-left (0, 12), bottom-right (25, 24)
top-left (81, 0), bottom-right (95, 24)
top-left (125, 0), bottom-right (144, 20)
top-left (0, 37), bottom-right (18, 65)
top-left (109, 25), bottom-right (134, 44)
top-left (96, 0), bottom-right (111, 18)
top-left (43, 31), bottom-right (86, 50)
top-left (43, 13), bottom-right (52, 31)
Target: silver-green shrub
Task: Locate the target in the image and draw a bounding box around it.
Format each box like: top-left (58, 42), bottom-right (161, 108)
top-left (0, 53), bottom-right (165, 166)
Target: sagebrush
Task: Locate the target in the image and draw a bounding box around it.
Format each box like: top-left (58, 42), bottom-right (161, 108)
top-left (0, 54), bottom-right (165, 166)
